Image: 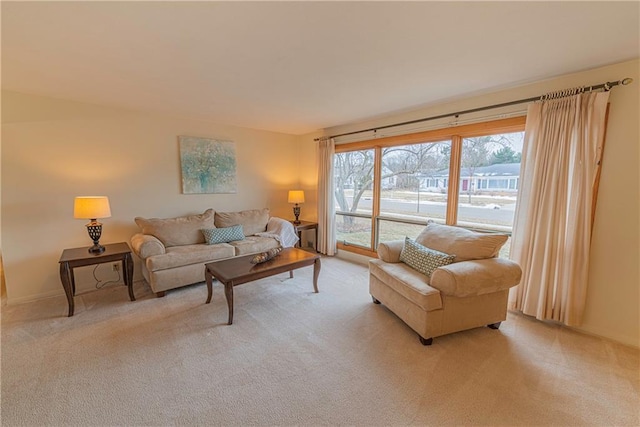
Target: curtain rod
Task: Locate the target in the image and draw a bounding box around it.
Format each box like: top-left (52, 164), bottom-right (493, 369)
top-left (315, 78), bottom-right (633, 142)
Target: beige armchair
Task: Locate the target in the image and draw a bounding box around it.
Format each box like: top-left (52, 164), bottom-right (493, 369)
top-left (369, 223), bottom-right (522, 345)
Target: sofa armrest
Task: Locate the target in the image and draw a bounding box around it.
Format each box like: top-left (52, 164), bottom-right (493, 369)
top-left (430, 258), bottom-right (522, 297)
top-left (377, 240), bottom-right (404, 263)
top-left (130, 233), bottom-right (166, 260)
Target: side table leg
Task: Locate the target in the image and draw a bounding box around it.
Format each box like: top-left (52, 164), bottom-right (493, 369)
top-left (205, 268), bottom-right (213, 304)
top-left (124, 253), bottom-right (135, 301)
top-left (314, 227), bottom-right (318, 252)
top-left (225, 282), bottom-right (234, 325)
top-left (59, 262), bottom-right (74, 317)
top-left (313, 258), bottom-right (321, 293)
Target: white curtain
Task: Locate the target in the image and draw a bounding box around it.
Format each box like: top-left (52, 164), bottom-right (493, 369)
top-left (509, 91), bottom-right (610, 326)
top-left (317, 138), bottom-right (336, 255)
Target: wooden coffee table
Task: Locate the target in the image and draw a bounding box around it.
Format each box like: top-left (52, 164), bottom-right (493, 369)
top-left (204, 247), bottom-right (321, 324)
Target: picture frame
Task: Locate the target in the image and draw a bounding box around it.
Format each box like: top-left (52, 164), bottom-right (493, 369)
top-left (178, 136), bottom-right (237, 194)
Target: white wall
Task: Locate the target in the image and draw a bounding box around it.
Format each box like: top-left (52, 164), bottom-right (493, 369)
top-left (2, 92), bottom-right (300, 302)
top-left (306, 59), bottom-right (640, 347)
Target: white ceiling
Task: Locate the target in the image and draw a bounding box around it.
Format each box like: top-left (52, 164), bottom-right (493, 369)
top-left (2, 1), bottom-right (639, 135)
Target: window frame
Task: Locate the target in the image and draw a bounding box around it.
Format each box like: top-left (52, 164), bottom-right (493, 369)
top-left (334, 116), bottom-right (527, 257)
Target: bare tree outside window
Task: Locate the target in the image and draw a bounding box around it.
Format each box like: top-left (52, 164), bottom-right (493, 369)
top-left (332, 126), bottom-right (525, 253)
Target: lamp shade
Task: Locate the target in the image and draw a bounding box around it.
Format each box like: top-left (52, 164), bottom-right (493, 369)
top-left (73, 196), bottom-right (111, 219)
top-left (287, 190), bottom-right (305, 204)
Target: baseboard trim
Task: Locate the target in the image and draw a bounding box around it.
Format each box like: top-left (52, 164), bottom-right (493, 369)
top-left (7, 289), bottom-right (65, 305)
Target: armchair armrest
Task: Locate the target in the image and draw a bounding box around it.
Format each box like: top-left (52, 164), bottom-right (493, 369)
top-left (130, 233), bottom-right (166, 260)
top-left (430, 258), bottom-right (522, 297)
top-left (377, 240), bottom-right (405, 263)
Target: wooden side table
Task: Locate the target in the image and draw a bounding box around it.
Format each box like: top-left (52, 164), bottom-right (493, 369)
top-left (58, 242), bottom-right (134, 317)
top-left (290, 220), bottom-right (318, 252)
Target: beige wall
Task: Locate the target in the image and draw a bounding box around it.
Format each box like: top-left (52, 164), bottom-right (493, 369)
top-left (2, 92), bottom-right (300, 302)
top-left (303, 59), bottom-right (640, 347)
top-left (2, 59), bottom-right (638, 347)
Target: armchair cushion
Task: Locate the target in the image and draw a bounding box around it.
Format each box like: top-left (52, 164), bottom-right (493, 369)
top-left (416, 222), bottom-right (508, 262)
top-left (377, 240), bottom-right (404, 263)
top-left (430, 258), bottom-right (522, 297)
top-left (369, 260), bottom-right (443, 311)
top-left (400, 237), bottom-right (455, 277)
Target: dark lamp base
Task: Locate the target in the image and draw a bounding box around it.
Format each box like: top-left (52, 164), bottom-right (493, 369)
top-left (293, 204), bottom-right (301, 225)
top-left (88, 244), bottom-right (106, 254)
top-left (86, 221), bottom-right (105, 254)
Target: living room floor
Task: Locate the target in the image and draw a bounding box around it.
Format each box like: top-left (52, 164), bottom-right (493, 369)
top-left (1, 256), bottom-right (638, 426)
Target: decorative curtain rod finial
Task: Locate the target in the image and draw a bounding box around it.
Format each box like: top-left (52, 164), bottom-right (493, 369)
top-left (622, 78), bottom-right (633, 85)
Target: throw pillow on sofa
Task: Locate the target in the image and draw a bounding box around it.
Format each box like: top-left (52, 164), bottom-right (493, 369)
top-left (202, 226), bottom-right (245, 245)
top-left (400, 237), bottom-right (455, 277)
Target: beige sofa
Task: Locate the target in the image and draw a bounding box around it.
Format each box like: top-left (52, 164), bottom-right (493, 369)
top-left (369, 223), bottom-right (522, 345)
top-left (131, 208), bottom-right (282, 296)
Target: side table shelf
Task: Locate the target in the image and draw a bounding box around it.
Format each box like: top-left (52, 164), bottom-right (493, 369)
top-left (290, 220), bottom-right (318, 252)
top-left (58, 242), bottom-right (135, 317)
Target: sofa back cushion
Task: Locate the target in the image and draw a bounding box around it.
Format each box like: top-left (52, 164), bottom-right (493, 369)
top-left (135, 209), bottom-right (216, 247)
top-left (416, 222), bottom-right (508, 262)
top-left (215, 208), bottom-right (270, 236)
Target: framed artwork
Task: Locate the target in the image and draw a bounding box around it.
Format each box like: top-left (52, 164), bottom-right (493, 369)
top-left (178, 136), bottom-right (237, 194)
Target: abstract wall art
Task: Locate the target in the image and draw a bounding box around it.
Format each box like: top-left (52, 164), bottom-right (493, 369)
top-left (178, 136), bottom-right (237, 194)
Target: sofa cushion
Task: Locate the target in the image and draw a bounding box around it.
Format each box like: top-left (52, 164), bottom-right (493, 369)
top-left (229, 235), bottom-right (280, 256)
top-left (135, 209), bottom-right (216, 247)
top-left (369, 259), bottom-right (442, 311)
top-left (416, 222), bottom-right (508, 262)
top-left (202, 225), bottom-right (245, 244)
top-left (146, 243), bottom-right (235, 272)
top-left (400, 237), bottom-right (455, 277)
top-left (215, 208), bottom-right (270, 236)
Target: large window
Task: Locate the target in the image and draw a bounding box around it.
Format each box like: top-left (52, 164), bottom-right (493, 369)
top-left (457, 132), bottom-right (524, 232)
top-left (333, 117), bottom-right (526, 257)
top-left (334, 149), bottom-right (374, 248)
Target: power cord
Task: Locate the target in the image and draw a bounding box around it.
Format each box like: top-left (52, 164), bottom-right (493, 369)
top-left (93, 264), bottom-right (122, 289)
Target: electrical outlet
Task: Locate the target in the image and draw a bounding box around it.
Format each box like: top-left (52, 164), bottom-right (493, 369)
top-left (112, 263), bottom-right (120, 272)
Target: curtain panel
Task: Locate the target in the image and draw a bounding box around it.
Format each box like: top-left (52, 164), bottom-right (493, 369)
top-left (509, 91), bottom-right (610, 326)
top-left (317, 138), bottom-right (336, 255)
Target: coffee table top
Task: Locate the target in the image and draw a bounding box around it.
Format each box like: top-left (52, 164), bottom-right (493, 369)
top-left (205, 247), bottom-right (320, 285)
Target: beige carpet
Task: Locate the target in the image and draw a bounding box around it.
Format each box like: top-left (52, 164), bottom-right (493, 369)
top-left (1, 256), bottom-right (638, 426)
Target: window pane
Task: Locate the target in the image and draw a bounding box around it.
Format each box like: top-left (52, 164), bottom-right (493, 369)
top-left (379, 140), bottom-right (451, 223)
top-left (377, 219), bottom-right (431, 244)
top-left (334, 149), bottom-right (375, 215)
top-left (457, 132), bottom-right (524, 233)
top-left (335, 214), bottom-right (372, 249)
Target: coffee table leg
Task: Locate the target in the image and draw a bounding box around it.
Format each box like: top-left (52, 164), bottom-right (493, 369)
top-left (313, 258), bottom-right (320, 293)
top-left (225, 282), bottom-right (234, 325)
top-left (205, 268), bottom-right (213, 304)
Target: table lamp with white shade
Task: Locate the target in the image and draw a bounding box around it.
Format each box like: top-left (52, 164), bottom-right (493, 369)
top-left (287, 190), bottom-right (305, 224)
top-left (74, 196), bottom-right (111, 254)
